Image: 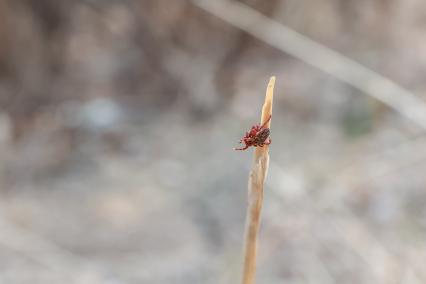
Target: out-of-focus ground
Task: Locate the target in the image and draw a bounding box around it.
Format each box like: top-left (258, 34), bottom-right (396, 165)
top-left (1, 1), bottom-right (426, 283)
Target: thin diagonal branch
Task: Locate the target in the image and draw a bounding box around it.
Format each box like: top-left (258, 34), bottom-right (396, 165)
top-left (193, 0), bottom-right (426, 131)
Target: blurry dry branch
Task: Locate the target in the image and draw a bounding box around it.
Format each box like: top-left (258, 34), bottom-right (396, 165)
top-left (241, 76), bottom-right (274, 284)
top-left (193, 0), bottom-right (426, 131)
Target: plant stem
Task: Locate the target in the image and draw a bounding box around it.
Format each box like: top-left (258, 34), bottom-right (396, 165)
top-left (241, 76), bottom-right (275, 284)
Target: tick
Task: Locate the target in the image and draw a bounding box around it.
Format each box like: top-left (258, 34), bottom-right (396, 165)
top-left (234, 115), bottom-right (272, 151)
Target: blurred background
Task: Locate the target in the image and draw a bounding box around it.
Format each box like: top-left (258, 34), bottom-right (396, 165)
top-left (1, 0), bottom-right (426, 283)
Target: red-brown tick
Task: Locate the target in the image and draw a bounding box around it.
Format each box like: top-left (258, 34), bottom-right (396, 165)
top-left (234, 115), bottom-right (272, 151)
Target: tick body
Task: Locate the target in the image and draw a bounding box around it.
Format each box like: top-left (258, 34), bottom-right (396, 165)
top-left (234, 115), bottom-right (272, 151)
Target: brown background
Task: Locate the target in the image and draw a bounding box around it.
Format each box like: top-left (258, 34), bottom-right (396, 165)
top-left (0, 1), bottom-right (426, 283)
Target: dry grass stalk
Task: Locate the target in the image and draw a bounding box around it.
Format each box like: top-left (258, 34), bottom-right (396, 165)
top-left (241, 76), bottom-right (275, 284)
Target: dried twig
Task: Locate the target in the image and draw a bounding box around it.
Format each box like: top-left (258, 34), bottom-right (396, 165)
top-left (241, 76), bottom-right (274, 284)
top-left (193, 0), bottom-right (426, 131)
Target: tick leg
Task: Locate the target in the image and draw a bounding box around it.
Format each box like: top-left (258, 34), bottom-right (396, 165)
top-left (260, 115), bottom-right (272, 129)
top-left (234, 145), bottom-right (249, 151)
